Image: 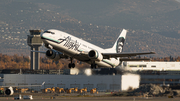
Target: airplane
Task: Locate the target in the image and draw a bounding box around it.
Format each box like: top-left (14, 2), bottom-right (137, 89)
top-left (1, 82), bottom-right (45, 95)
top-left (36, 29), bottom-right (155, 69)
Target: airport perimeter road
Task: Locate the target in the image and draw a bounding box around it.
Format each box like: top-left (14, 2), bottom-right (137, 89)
top-left (0, 97), bottom-right (180, 101)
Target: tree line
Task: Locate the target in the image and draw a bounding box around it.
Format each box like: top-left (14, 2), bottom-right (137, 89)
top-left (0, 53), bottom-right (180, 69)
top-left (0, 54), bottom-right (89, 69)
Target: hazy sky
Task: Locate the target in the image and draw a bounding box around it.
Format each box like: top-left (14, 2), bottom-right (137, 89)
top-left (176, 0), bottom-right (180, 3)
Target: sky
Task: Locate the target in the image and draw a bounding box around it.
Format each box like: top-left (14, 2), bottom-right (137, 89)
top-left (176, 0), bottom-right (180, 3)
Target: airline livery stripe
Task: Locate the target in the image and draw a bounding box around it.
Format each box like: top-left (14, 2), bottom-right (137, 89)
top-left (119, 37), bottom-right (125, 39)
top-left (42, 35), bottom-right (116, 67)
top-left (41, 36), bottom-right (60, 43)
top-left (102, 59), bottom-right (115, 67)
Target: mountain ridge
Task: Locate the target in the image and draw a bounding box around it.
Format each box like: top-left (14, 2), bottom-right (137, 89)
top-left (0, 0), bottom-right (180, 57)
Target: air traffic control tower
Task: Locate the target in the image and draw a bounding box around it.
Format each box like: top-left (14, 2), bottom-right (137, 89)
top-left (27, 30), bottom-right (43, 70)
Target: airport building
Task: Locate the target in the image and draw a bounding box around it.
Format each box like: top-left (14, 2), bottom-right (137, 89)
top-left (124, 61), bottom-right (180, 86)
top-left (0, 73), bottom-right (139, 92)
top-left (0, 61), bottom-right (180, 92)
top-left (124, 61), bottom-right (180, 71)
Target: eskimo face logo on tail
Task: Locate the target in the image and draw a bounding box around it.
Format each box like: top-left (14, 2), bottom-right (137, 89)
top-left (116, 37), bottom-right (125, 53)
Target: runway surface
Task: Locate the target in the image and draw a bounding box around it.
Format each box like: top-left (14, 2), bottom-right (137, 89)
top-left (0, 96), bottom-right (179, 101)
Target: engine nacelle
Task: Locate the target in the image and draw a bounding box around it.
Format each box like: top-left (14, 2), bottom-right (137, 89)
top-left (88, 50), bottom-right (103, 61)
top-left (46, 50), bottom-right (61, 61)
top-left (5, 86), bottom-right (14, 95)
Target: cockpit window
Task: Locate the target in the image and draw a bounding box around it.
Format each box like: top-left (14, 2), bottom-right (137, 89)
top-left (43, 30), bottom-right (55, 34)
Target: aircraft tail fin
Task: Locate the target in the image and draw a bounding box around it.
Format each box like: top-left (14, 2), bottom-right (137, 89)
top-left (105, 29), bottom-right (127, 53)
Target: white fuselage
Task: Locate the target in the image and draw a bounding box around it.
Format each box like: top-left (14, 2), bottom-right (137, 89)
top-left (41, 29), bottom-right (120, 68)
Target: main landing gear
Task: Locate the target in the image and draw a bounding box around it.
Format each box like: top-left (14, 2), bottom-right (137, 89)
top-left (91, 62), bottom-right (98, 69)
top-left (68, 63), bottom-right (75, 68)
top-left (68, 58), bottom-right (75, 68)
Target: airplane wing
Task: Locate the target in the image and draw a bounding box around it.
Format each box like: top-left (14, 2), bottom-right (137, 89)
top-left (0, 82), bottom-right (45, 88)
top-left (102, 52), bottom-right (155, 59)
top-left (120, 58), bottom-right (151, 61)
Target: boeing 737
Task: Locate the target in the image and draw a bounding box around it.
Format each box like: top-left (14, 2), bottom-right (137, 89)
top-left (36, 29), bottom-right (155, 68)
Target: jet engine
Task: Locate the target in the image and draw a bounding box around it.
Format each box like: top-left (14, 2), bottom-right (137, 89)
top-left (46, 50), bottom-right (62, 61)
top-left (5, 86), bottom-right (14, 95)
top-left (88, 50), bottom-right (103, 61)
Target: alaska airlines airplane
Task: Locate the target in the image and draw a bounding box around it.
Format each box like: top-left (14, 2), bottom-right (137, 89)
top-left (38, 29), bottom-right (155, 68)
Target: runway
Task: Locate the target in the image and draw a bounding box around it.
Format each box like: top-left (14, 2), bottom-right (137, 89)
top-left (0, 96), bottom-right (179, 101)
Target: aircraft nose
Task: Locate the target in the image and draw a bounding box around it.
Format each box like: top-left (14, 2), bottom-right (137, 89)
top-left (40, 32), bottom-right (45, 39)
top-left (40, 32), bottom-right (49, 39)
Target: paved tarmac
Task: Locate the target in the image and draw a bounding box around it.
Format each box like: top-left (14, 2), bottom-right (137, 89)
top-left (0, 96), bottom-right (180, 101)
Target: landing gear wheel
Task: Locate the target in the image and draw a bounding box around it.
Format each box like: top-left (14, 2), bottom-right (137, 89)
top-left (69, 57), bottom-right (75, 68)
top-left (91, 64), bottom-right (97, 69)
top-left (68, 63), bottom-right (75, 68)
top-left (68, 63), bottom-right (72, 68)
top-left (72, 63), bottom-right (75, 68)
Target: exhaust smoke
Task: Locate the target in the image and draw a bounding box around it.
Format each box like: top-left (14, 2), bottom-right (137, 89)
top-left (115, 62), bottom-right (140, 91)
top-left (121, 73), bottom-right (140, 91)
top-left (70, 68), bottom-right (80, 75)
top-left (84, 68), bottom-right (92, 76)
top-left (70, 67), bottom-right (92, 76)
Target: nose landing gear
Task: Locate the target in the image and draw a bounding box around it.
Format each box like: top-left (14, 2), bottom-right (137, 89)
top-left (68, 58), bottom-right (75, 68)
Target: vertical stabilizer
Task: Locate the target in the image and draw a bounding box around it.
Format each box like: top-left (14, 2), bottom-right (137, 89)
top-left (106, 29), bottom-right (127, 53)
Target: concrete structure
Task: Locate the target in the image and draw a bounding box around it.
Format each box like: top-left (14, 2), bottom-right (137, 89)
top-left (1, 61), bottom-right (180, 92)
top-left (27, 30), bottom-right (43, 70)
top-left (0, 74), bottom-right (140, 92)
top-left (140, 75), bottom-right (180, 84)
top-left (122, 61), bottom-right (180, 86)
